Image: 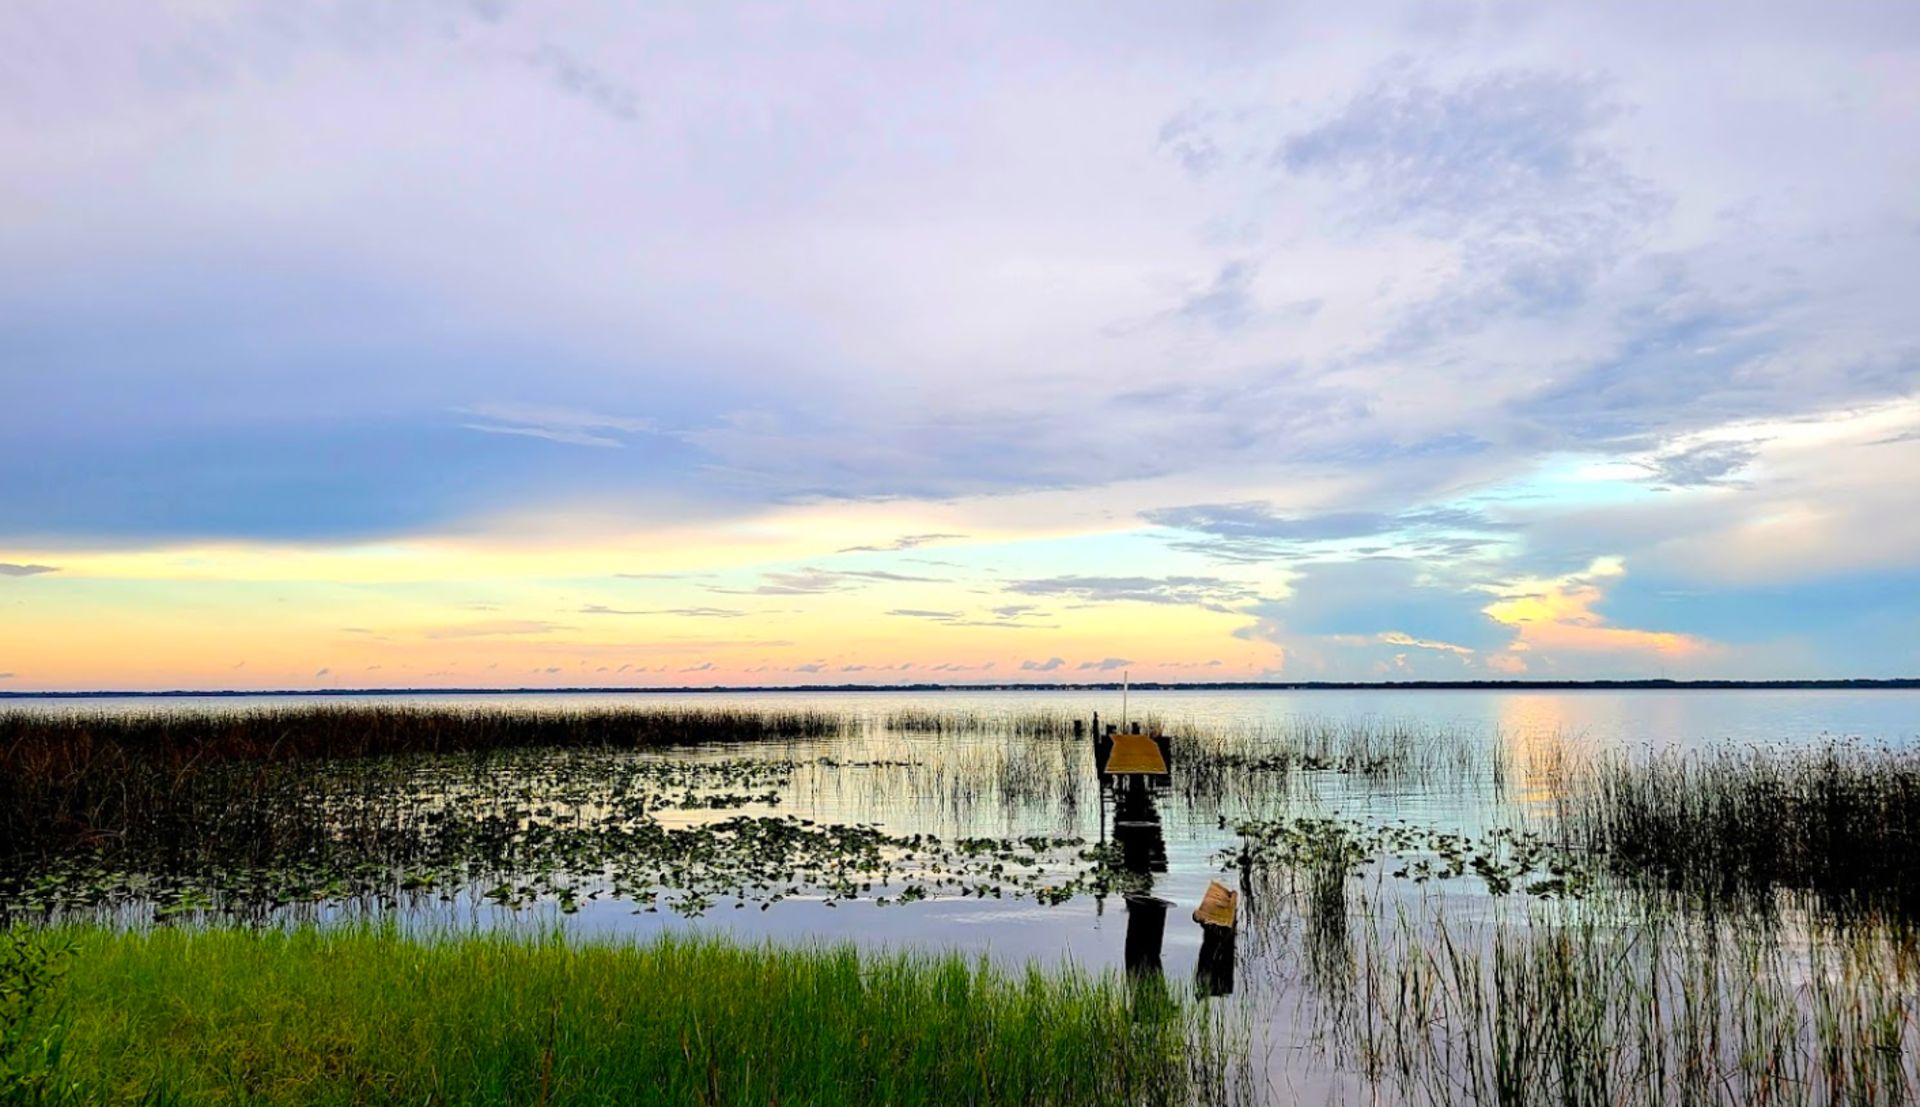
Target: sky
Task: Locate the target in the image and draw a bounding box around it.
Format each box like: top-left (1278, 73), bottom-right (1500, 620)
top-left (3, 1), bottom-right (1918, 690)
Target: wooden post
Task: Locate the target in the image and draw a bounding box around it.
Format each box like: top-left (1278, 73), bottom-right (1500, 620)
top-left (1196, 925), bottom-right (1235, 997)
top-left (1123, 894), bottom-right (1172, 977)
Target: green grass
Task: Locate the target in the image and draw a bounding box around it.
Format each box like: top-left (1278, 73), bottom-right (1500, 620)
top-left (6, 925), bottom-right (1238, 1106)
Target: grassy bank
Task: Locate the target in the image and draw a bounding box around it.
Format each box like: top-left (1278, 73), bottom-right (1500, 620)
top-left (3, 925), bottom-right (1239, 1106)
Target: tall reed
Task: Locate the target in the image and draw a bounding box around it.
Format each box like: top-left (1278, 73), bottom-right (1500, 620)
top-left (0, 706), bottom-right (845, 858)
top-left (1558, 740), bottom-right (1920, 920)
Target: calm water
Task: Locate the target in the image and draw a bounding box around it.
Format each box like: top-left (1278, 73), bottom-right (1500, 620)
top-left (14, 688), bottom-right (1917, 1102)
top-left (20, 685), bottom-right (1919, 741)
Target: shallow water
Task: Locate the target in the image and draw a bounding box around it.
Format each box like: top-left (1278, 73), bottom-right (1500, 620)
top-left (10, 688), bottom-right (1917, 1103)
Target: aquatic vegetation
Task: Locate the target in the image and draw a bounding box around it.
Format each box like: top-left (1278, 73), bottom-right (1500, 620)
top-left (1229, 817), bottom-right (1594, 902)
top-left (0, 705), bottom-right (848, 858)
top-left (882, 708), bottom-right (1085, 738)
top-left (1167, 718), bottom-right (1509, 810)
top-left (0, 926), bottom-right (77, 1103)
top-left (1558, 739), bottom-right (1920, 920)
top-left (1322, 897), bottom-right (1920, 1106)
top-left (17, 924), bottom-right (1247, 1106)
top-left (0, 737), bottom-right (1130, 920)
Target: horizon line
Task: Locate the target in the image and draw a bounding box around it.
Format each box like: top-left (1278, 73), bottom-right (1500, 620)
top-left (4, 677), bottom-right (1918, 699)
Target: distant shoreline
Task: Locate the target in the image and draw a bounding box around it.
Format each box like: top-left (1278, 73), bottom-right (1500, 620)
top-left (3, 678), bottom-right (1917, 698)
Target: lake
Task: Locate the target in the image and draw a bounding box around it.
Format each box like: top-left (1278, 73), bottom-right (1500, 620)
top-left (6, 687), bottom-right (1916, 1103)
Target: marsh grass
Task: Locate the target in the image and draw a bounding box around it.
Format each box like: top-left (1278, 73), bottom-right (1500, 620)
top-left (1329, 898), bottom-right (1920, 1106)
top-left (14, 924), bottom-right (1246, 1106)
top-left (1168, 718), bottom-right (1507, 810)
top-left (882, 708), bottom-right (1084, 738)
top-left (0, 705), bottom-right (846, 859)
top-left (1559, 740), bottom-right (1920, 921)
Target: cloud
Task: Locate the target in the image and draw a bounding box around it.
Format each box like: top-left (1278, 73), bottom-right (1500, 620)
top-left (887, 608), bottom-right (961, 621)
top-left (1378, 631), bottom-right (1474, 656)
top-left (887, 606), bottom-right (1057, 629)
top-left (1283, 69), bottom-right (1659, 325)
top-left (1145, 502), bottom-right (1511, 563)
top-left (713, 567), bottom-right (944, 595)
top-left (1077, 657), bottom-right (1133, 672)
top-left (314, 668), bottom-right (330, 677)
top-left (457, 404), bottom-right (654, 449)
top-left (423, 620), bottom-right (571, 639)
top-left (527, 44), bottom-right (640, 122)
top-left (580, 604), bottom-right (744, 618)
top-left (3, 7), bottom-right (1917, 682)
top-left (680, 660), bottom-right (715, 673)
top-left (1640, 440), bottom-right (1761, 488)
top-left (1020, 657), bottom-right (1065, 672)
top-left (837, 533), bottom-right (968, 553)
top-left (1171, 259), bottom-right (1258, 332)
top-left (1004, 574), bottom-right (1260, 612)
top-left (1482, 557), bottom-right (1707, 659)
top-left (0, 563), bottom-right (58, 577)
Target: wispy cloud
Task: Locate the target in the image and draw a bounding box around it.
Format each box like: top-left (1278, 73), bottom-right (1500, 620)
top-left (423, 620), bottom-right (572, 639)
top-left (1005, 574), bottom-right (1260, 612)
top-left (527, 44), bottom-right (640, 123)
top-left (837, 533), bottom-right (968, 554)
top-left (713, 567), bottom-right (944, 595)
top-left (457, 404), bottom-right (653, 449)
top-left (1378, 631), bottom-right (1474, 656)
top-left (1145, 502), bottom-right (1511, 563)
top-left (580, 604), bottom-right (745, 618)
top-left (1020, 657), bottom-right (1065, 672)
top-left (1640, 440), bottom-right (1761, 488)
top-left (0, 563), bottom-right (58, 577)
top-left (887, 606), bottom-right (1057, 629)
top-left (1077, 657), bottom-right (1133, 672)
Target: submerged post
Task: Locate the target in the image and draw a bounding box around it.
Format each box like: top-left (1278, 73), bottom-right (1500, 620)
top-left (1123, 893), bottom-right (1172, 977)
top-left (1191, 880), bottom-right (1238, 996)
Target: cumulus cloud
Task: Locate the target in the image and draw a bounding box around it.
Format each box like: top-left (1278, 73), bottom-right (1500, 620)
top-left (1020, 657), bottom-right (1065, 672)
top-left (1482, 557), bottom-right (1707, 663)
top-left (1077, 657), bottom-right (1133, 672)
